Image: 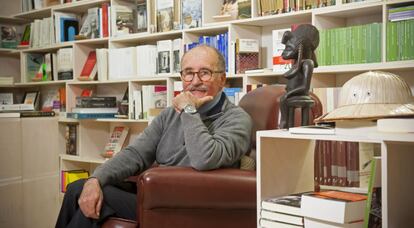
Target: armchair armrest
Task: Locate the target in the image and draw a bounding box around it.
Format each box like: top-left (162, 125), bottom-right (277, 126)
top-left (137, 166), bottom-right (256, 210)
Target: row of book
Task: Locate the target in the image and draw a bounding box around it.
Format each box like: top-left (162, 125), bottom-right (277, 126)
top-left (316, 23), bottom-right (382, 66)
top-left (132, 85), bottom-right (167, 120)
top-left (388, 4), bottom-right (414, 22)
top-left (108, 38), bottom-right (182, 80)
top-left (186, 32), bottom-right (229, 72)
top-left (260, 157), bottom-right (381, 227)
top-left (61, 169), bottom-right (89, 193)
top-left (257, 0), bottom-right (335, 17)
top-left (314, 141), bottom-right (377, 189)
top-left (386, 19), bottom-right (414, 62)
top-left (26, 48), bottom-right (73, 81)
top-left (0, 88), bottom-right (64, 117)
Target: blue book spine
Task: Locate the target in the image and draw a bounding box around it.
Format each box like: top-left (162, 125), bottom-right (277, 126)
top-left (67, 112), bottom-right (116, 119)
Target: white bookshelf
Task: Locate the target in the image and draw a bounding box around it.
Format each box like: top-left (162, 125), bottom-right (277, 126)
top-left (256, 128), bottom-right (414, 228)
top-left (0, 0), bottom-right (414, 226)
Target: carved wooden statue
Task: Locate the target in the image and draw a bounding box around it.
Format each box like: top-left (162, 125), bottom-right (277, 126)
top-left (279, 24), bottom-right (319, 129)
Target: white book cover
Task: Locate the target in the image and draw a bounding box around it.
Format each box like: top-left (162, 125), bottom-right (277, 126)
top-left (79, 7), bottom-right (100, 39)
top-left (272, 28), bottom-right (291, 73)
top-left (157, 39), bottom-right (173, 75)
top-left (57, 48), bottom-right (73, 73)
top-left (261, 210), bottom-right (304, 226)
top-left (377, 118), bottom-right (414, 133)
top-left (96, 48), bottom-right (108, 81)
top-left (108, 47), bottom-right (137, 80)
top-left (304, 217), bottom-right (363, 228)
top-left (142, 85), bottom-right (153, 119)
top-left (238, 38), bottom-right (259, 53)
top-left (288, 125), bottom-right (335, 135)
top-left (260, 218), bottom-right (303, 228)
top-left (301, 191), bottom-right (367, 224)
top-left (136, 45), bottom-right (157, 77)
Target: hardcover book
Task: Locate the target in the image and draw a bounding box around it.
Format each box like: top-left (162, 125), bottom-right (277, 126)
top-left (65, 124), bottom-right (77, 155)
top-left (112, 5), bottom-right (135, 37)
top-left (157, 0), bottom-right (174, 32)
top-left (301, 191), bottom-right (367, 224)
top-left (78, 7), bottom-right (100, 39)
top-left (235, 38), bottom-right (260, 74)
top-left (262, 192), bottom-right (305, 216)
top-left (181, 0), bottom-right (202, 29)
top-left (136, 0), bottom-right (148, 33)
top-left (102, 126), bottom-right (129, 158)
top-left (78, 51), bottom-right (97, 81)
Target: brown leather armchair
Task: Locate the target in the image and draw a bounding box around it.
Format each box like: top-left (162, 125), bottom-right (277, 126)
top-left (103, 86), bottom-right (322, 228)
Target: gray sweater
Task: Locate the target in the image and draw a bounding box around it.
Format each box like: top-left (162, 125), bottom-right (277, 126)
top-left (92, 94), bottom-right (252, 186)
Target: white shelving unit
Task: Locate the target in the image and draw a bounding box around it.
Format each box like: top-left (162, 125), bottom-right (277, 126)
top-left (256, 128), bottom-right (414, 228)
top-left (0, 0), bottom-right (414, 226)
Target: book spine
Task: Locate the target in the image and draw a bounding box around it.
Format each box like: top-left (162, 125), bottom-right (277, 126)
top-left (102, 2), bottom-right (109, 37)
top-left (20, 111), bottom-right (56, 118)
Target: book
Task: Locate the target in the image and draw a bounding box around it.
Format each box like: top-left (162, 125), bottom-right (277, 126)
top-left (261, 210), bottom-right (304, 226)
top-left (289, 125), bottom-right (335, 135)
top-left (135, 0), bottom-right (148, 33)
top-left (262, 192), bottom-right (304, 216)
top-left (301, 191), bottom-right (367, 224)
top-left (377, 118), bottom-right (414, 133)
top-left (260, 218), bottom-right (303, 228)
top-left (61, 170), bottom-right (89, 193)
top-left (157, 39), bottom-right (173, 74)
top-left (238, 0), bottom-right (251, 19)
top-left (57, 48), bottom-right (74, 80)
top-left (76, 96), bottom-right (117, 108)
top-left (20, 110), bottom-right (56, 118)
top-left (304, 217), bottom-right (364, 228)
top-left (181, 0), bottom-right (202, 29)
top-left (78, 7), bottom-right (100, 39)
top-left (157, 0), bottom-right (174, 32)
top-left (0, 93), bottom-right (13, 105)
top-left (235, 38), bottom-right (260, 74)
top-left (26, 53), bottom-right (44, 82)
top-left (78, 51), bottom-right (97, 81)
top-left (0, 112), bottom-right (20, 118)
top-left (66, 112), bottom-right (116, 119)
top-left (1, 25), bottom-right (19, 49)
top-left (71, 107), bottom-right (118, 114)
top-left (112, 5), bottom-right (135, 37)
top-left (272, 28), bottom-right (292, 73)
top-left (65, 124), bottom-right (77, 155)
top-left (102, 126), bottom-right (129, 158)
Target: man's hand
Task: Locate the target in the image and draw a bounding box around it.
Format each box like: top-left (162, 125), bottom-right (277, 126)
top-left (78, 178), bottom-right (103, 219)
top-left (172, 91), bottom-right (213, 113)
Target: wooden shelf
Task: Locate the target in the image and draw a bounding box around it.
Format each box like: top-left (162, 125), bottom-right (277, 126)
top-left (60, 154), bottom-right (106, 164)
top-left (53, 0), bottom-right (110, 13)
top-left (14, 80), bottom-right (69, 87)
top-left (13, 7), bottom-right (52, 19)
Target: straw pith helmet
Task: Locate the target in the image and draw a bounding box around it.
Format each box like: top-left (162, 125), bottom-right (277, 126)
top-left (317, 71), bottom-right (414, 122)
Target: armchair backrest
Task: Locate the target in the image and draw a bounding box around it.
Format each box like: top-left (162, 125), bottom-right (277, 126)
top-left (238, 85), bottom-right (323, 152)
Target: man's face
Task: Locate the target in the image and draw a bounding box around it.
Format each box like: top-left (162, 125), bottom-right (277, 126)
top-left (181, 47), bottom-right (226, 99)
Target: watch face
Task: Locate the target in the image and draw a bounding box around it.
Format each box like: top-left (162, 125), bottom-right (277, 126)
top-left (184, 104), bottom-right (197, 114)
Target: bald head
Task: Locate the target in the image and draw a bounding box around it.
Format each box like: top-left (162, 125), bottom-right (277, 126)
top-left (182, 45), bottom-right (226, 73)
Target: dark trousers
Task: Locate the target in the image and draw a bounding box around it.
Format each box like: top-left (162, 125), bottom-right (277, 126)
top-left (55, 179), bottom-right (137, 228)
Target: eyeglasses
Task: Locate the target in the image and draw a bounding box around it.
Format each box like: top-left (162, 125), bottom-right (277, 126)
top-left (180, 69), bottom-right (224, 82)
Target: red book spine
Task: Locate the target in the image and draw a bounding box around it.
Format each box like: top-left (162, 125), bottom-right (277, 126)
top-left (102, 3), bottom-right (109, 38)
top-left (80, 51), bottom-right (97, 78)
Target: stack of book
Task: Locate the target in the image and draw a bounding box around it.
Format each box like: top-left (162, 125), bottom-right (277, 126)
top-left (301, 191), bottom-right (367, 228)
top-left (61, 169), bottom-right (89, 193)
top-left (67, 96), bottom-right (118, 119)
top-left (260, 193), bottom-right (305, 227)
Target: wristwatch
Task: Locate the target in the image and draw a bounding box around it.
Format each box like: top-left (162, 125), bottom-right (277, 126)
top-left (183, 104), bottom-right (197, 114)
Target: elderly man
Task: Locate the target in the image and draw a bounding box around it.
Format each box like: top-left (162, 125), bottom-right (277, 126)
top-left (56, 45), bottom-right (252, 227)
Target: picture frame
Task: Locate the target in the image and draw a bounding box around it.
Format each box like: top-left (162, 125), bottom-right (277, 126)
top-left (23, 91), bottom-right (39, 105)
